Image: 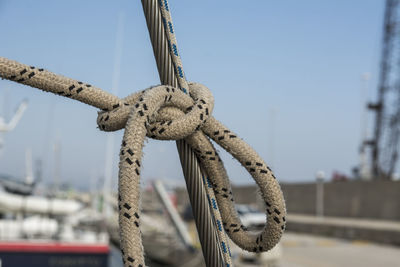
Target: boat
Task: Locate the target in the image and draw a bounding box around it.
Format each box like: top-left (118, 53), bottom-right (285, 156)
top-left (0, 179), bottom-right (110, 267)
top-left (106, 180), bottom-right (205, 267)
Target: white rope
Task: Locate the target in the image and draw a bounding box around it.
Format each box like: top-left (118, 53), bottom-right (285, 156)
top-left (0, 57), bottom-right (286, 267)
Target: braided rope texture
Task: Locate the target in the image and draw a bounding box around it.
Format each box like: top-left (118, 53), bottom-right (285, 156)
top-left (156, 1), bottom-right (233, 264)
top-left (0, 56), bottom-right (286, 267)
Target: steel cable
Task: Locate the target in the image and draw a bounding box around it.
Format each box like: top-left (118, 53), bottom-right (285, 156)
top-left (141, 0), bottom-right (228, 266)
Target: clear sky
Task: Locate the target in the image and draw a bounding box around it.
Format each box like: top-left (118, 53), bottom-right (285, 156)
top-left (0, 0), bottom-right (384, 190)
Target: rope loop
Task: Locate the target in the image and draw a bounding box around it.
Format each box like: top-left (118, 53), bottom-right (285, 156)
top-left (0, 56), bottom-right (286, 267)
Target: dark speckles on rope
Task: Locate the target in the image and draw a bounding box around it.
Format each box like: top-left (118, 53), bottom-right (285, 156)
top-left (0, 55), bottom-right (286, 266)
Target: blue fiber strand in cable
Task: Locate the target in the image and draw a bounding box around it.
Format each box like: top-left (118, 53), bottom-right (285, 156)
top-left (168, 21), bottom-right (174, 33)
top-left (211, 198), bottom-right (217, 210)
top-left (163, 0), bottom-right (169, 11)
top-left (177, 66), bottom-right (184, 78)
top-left (221, 242), bottom-right (227, 253)
top-left (217, 219), bottom-right (222, 231)
top-left (172, 44), bottom-right (178, 56)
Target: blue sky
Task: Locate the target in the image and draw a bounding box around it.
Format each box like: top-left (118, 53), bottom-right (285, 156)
top-left (0, 1), bottom-right (384, 189)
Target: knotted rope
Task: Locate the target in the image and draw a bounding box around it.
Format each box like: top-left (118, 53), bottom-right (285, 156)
top-left (0, 56), bottom-right (286, 266)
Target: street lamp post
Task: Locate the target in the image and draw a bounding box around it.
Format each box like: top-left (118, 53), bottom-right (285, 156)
top-left (316, 171), bottom-right (325, 218)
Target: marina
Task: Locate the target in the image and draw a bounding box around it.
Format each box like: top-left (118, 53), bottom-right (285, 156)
top-left (1, 1), bottom-right (400, 266)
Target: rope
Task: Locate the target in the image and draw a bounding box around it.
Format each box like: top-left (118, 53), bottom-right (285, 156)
top-left (143, 0), bottom-right (231, 265)
top-left (0, 55), bottom-right (286, 266)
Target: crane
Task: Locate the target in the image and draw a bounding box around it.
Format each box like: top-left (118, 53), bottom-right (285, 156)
top-left (0, 98), bottom-right (28, 149)
top-left (366, 0), bottom-right (400, 180)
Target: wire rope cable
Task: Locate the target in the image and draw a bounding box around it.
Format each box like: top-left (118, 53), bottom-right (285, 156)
top-left (141, 0), bottom-right (230, 265)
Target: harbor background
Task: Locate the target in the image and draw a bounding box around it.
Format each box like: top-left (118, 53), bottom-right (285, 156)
top-left (0, 0), bottom-right (400, 266)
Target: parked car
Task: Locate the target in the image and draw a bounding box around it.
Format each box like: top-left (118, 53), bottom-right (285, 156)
top-left (234, 204), bottom-right (282, 266)
top-left (236, 204), bottom-right (266, 230)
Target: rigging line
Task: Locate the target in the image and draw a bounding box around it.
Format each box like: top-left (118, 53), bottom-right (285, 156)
top-left (157, 0), bottom-right (233, 265)
top-left (141, 0), bottom-right (226, 266)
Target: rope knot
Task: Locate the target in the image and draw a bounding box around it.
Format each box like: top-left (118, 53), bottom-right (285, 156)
top-left (96, 82), bottom-right (214, 140)
top-left (0, 56), bottom-right (287, 267)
